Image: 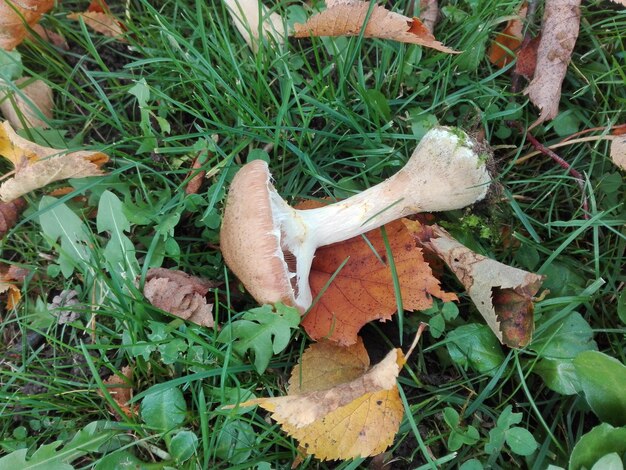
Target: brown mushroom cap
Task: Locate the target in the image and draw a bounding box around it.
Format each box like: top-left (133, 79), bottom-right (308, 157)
top-left (220, 159), bottom-right (296, 307)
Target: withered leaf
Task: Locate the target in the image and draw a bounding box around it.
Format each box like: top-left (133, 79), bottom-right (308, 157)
top-left (514, 35), bottom-right (540, 79)
top-left (0, 121), bottom-right (108, 201)
top-left (303, 218), bottom-right (456, 346)
top-left (418, 0), bottom-right (439, 34)
top-left (610, 135), bottom-right (626, 171)
top-left (0, 77), bottom-right (53, 129)
top-left (224, 0), bottom-right (284, 52)
top-left (420, 224), bottom-right (543, 348)
top-left (67, 11), bottom-right (126, 41)
top-left (0, 0), bottom-right (55, 50)
top-left (0, 197), bottom-right (25, 238)
top-left (524, 0), bottom-right (581, 128)
top-left (293, 0), bottom-right (457, 53)
top-left (100, 365), bottom-right (136, 420)
top-left (144, 268), bottom-right (216, 327)
top-left (488, 2), bottom-right (527, 68)
top-left (231, 342), bottom-right (405, 461)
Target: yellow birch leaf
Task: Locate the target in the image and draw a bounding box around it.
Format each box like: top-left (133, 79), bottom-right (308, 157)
top-left (0, 120), bottom-right (108, 201)
top-left (234, 343), bottom-right (405, 460)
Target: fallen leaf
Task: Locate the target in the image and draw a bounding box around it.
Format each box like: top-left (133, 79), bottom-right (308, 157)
top-left (488, 3), bottom-right (527, 68)
top-left (0, 263), bottom-right (28, 309)
top-left (514, 35), bottom-right (540, 79)
top-left (144, 268), bottom-right (216, 327)
top-left (418, 0), bottom-right (439, 34)
top-left (232, 341), bottom-right (405, 460)
top-left (0, 0), bottom-right (55, 50)
top-left (303, 218), bottom-right (456, 345)
top-left (293, 0), bottom-right (457, 53)
top-left (27, 24), bottom-right (68, 49)
top-left (67, 6), bottom-right (126, 42)
top-left (0, 196), bottom-right (25, 238)
top-left (185, 153), bottom-right (206, 195)
top-left (419, 225), bottom-right (543, 348)
top-left (100, 365), bottom-right (136, 419)
top-left (48, 289), bottom-right (80, 324)
top-left (288, 337), bottom-right (370, 394)
top-left (610, 135), bottom-right (626, 171)
top-left (609, 0), bottom-right (626, 5)
top-left (0, 121), bottom-right (108, 201)
top-left (0, 77), bottom-right (53, 129)
top-left (224, 0), bottom-right (284, 52)
top-left (524, 0), bottom-right (581, 128)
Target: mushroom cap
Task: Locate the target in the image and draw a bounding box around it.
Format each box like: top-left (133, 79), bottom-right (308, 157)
top-left (220, 159), bottom-right (297, 307)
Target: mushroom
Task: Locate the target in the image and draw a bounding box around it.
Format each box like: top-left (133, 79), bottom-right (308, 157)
top-left (220, 126), bottom-right (492, 312)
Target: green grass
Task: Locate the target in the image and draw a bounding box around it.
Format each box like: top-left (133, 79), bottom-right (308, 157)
top-left (1, 0), bottom-right (625, 468)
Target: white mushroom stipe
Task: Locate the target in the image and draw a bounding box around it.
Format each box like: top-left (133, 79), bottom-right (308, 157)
top-left (220, 126), bottom-right (492, 312)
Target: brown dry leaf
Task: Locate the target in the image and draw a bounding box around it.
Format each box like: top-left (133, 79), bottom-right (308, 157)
top-left (0, 0), bottom-right (55, 50)
top-left (100, 366), bottom-right (136, 419)
top-left (302, 218), bottom-right (456, 346)
top-left (418, 0), bottom-right (439, 34)
top-left (224, 0), bottom-right (284, 52)
top-left (185, 154), bottom-right (206, 195)
top-left (0, 196), bottom-right (25, 238)
top-left (67, 1), bottom-right (126, 42)
top-left (610, 0), bottom-right (626, 5)
top-left (420, 224), bottom-right (543, 348)
top-left (0, 77), bottom-right (53, 129)
top-left (0, 120), bottom-right (108, 201)
top-left (524, 0), bottom-right (581, 128)
top-left (293, 0), bottom-right (457, 53)
top-left (144, 268), bottom-right (216, 327)
top-left (488, 2), bottom-right (527, 68)
top-left (0, 262), bottom-right (27, 309)
top-left (233, 341), bottom-right (405, 460)
top-left (28, 24), bottom-right (68, 49)
top-left (514, 35), bottom-right (540, 79)
top-left (610, 135), bottom-right (626, 171)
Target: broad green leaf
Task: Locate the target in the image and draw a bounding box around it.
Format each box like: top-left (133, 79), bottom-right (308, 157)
top-left (530, 311), bottom-right (597, 359)
top-left (158, 338), bottom-right (188, 365)
top-left (93, 450), bottom-right (145, 469)
top-left (446, 324), bottom-right (505, 376)
top-left (0, 50), bottom-right (23, 80)
top-left (128, 79), bottom-right (150, 106)
top-left (168, 430), bottom-right (198, 464)
top-left (496, 405), bottom-right (522, 429)
top-left (569, 423), bottom-right (626, 470)
top-left (574, 351), bottom-right (626, 426)
top-left (443, 407), bottom-right (460, 428)
top-left (618, 291), bottom-right (626, 325)
top-left (97, 191), bottom-right (138, 277)
top-left (0, 421), bottom-right (116, 470)
top-left (428, 313), bottom-right (445, 338)
top-left (459, 460), bottom-right (484, 470)
top-left (38, 197), bottom-right (92, 278)
top-left (217, 303), bottom-right (300, 373)
top-left (140, 386), bottom-right (187, 431)
top-left (534, 358), bottom-right (581, 395)
top-left (214, 420), bottom-right (256, 465)
top-left (506, 427), bottom-right (538, 456)
top-left (590, 453), bottom-right (624, 470)
top-left (485, 427), bottom-right (505, 454)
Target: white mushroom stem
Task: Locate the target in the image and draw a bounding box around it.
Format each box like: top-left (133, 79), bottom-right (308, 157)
top-left (271, 127), bottom-right (492, 310)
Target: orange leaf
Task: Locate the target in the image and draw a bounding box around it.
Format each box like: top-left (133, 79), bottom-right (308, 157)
top-left (303, 218), bottom-right (456, 345)
top-left (100, 366), bottom-right (136, 419)
top-left (488, 2), bottom-right (527, 68)
top-left (0, 0), bottom-right (55, 50)
top-left (233, 342), bottom-right (405, 461)
top-left (514, 35), bottom-right (540, 79)
top-left (293, 0), bottom-right (458, 53)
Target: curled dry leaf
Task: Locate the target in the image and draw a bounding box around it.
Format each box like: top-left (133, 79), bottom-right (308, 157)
top-left (67, 0), bottom-right (126, 42)
top-left (185, 154), bottom-right (206, 195)
top-left (99, 365), bottom-right (136, 419)
top-left (610, 134), bottom-right (626, 171)
top-left (0, 196), bottom-right (25, 238)
top-left (514, 35), bottom-right (540, 80)
top-left (0, 0), bottom-right (55, 50)
top-left (224, 0), bottom-right (284, 52)
top-left (488, 2), bottom-right (527, 68)
top-left (144, 268), bottom-right (216, 327)
top-left (302, 216), bottom-right (456, 346)
top-left (0, 121), bottom-right (108, 201)
top-left (293, 0), bottom-right (457, 53)
top-left (0, 262), bottom-right (27, 309)
top-left (415, 223), bottom-right (544, 348)
top-left (418, 0), bottom-right (439, 34)
top-left (48, 289), bottom-right (80, 324)
top-left (524, 0), bottom-right (581, 128)
top-left (231, 338), bottom-right (405, 461)
top-left (0, 77), bottom-right (53, 129)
